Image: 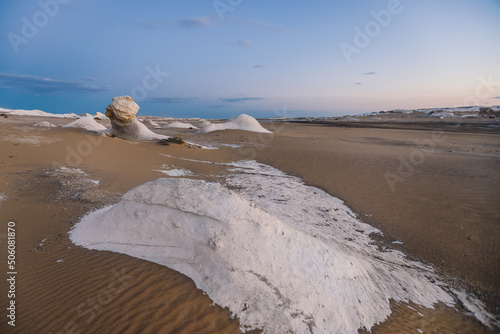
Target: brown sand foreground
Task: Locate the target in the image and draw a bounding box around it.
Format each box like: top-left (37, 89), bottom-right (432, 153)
top-left (0, 115), bottom-right (499, 333)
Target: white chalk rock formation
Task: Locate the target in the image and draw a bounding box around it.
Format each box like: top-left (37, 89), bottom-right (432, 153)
top-left (70, 160), bottom-right (499, 333)
top-left (94, 112), bottom-right (107, 120)
top-left (63, 115), bottom-right (107, 131)
top-left (142, 119), bottom-right (160, 127)
top-left (162, 121), bottom-right (199, 130)
top-left (198, 114), bottom-right (271, 134)
top-left (105, 96), bottom-right (139, 123)
top-left (198, 119), bottom-right (212, 127)
top-left (104, 96), bottom-right (166, 141)
top-left (70, 167), bottom-right (460, 333)
top-left (0, 108), bottom-right (78, 118)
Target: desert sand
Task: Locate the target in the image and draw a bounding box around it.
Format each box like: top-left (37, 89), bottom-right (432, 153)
top-left (0, 113), bottom-right (498, 333)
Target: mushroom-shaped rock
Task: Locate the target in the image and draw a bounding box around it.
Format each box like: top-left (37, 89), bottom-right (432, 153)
top-left (104, 96), bottom-right (166, 141)
top-left (105, 96), bottom-right (140, 122)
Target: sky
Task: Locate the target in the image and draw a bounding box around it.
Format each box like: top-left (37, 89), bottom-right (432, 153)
top-left (0, 0), bottom-right (499, 118)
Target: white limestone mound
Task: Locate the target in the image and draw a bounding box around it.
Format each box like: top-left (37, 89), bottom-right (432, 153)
top-left (162, 121), bottom-right (199, 130)
top-left (62, 115), bottom-right (107, 131)
top-left (198, 114), bottom-right (271, 134)
top-left (198, 119), bottom-right (212, 127)
top-left (142, 119), bottom-right (160, 127)
top-left (94, 112), bottom-right (107, 120)
top-left (33, 121), bottom-right (58, 128)
top-left (71, 161), bottom-right (469, 333)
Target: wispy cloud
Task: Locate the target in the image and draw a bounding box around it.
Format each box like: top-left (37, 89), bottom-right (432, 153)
top-left (237, 39), bottom-right (252, 47)
top-left (254, 65), bottom-right (266, 68)
top-left (494, 96), bottom-right (500, 99)
top-left (355, 82), bottom-right (363, 85)
top-left (220, 97), bottom-right (264, 103)
top-left (177, 17), bottom-right (212, 28)
top-left (227, 15), bottom-right (290, 32)
top-left (147, 97), bottom-right (193, 103)
top-left (363, 71), bottom-right (377, 75)
top-left (222, 39), bottom-right (252, 47)
top-left (209, 105), bottom-right (228, 108)
top-left (0, 73), bottom-right (110, 94)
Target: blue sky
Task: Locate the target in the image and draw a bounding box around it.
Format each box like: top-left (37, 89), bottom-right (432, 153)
top-left (0, 0), bottom-right (499, 118)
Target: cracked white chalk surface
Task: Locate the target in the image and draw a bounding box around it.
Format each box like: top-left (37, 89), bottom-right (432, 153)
top-left (70, 160), bottom-right (495, 333)
top-left (33, 121), bottom-right (58, 128)
top-left (154, 168), bottom-right (194, 177)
